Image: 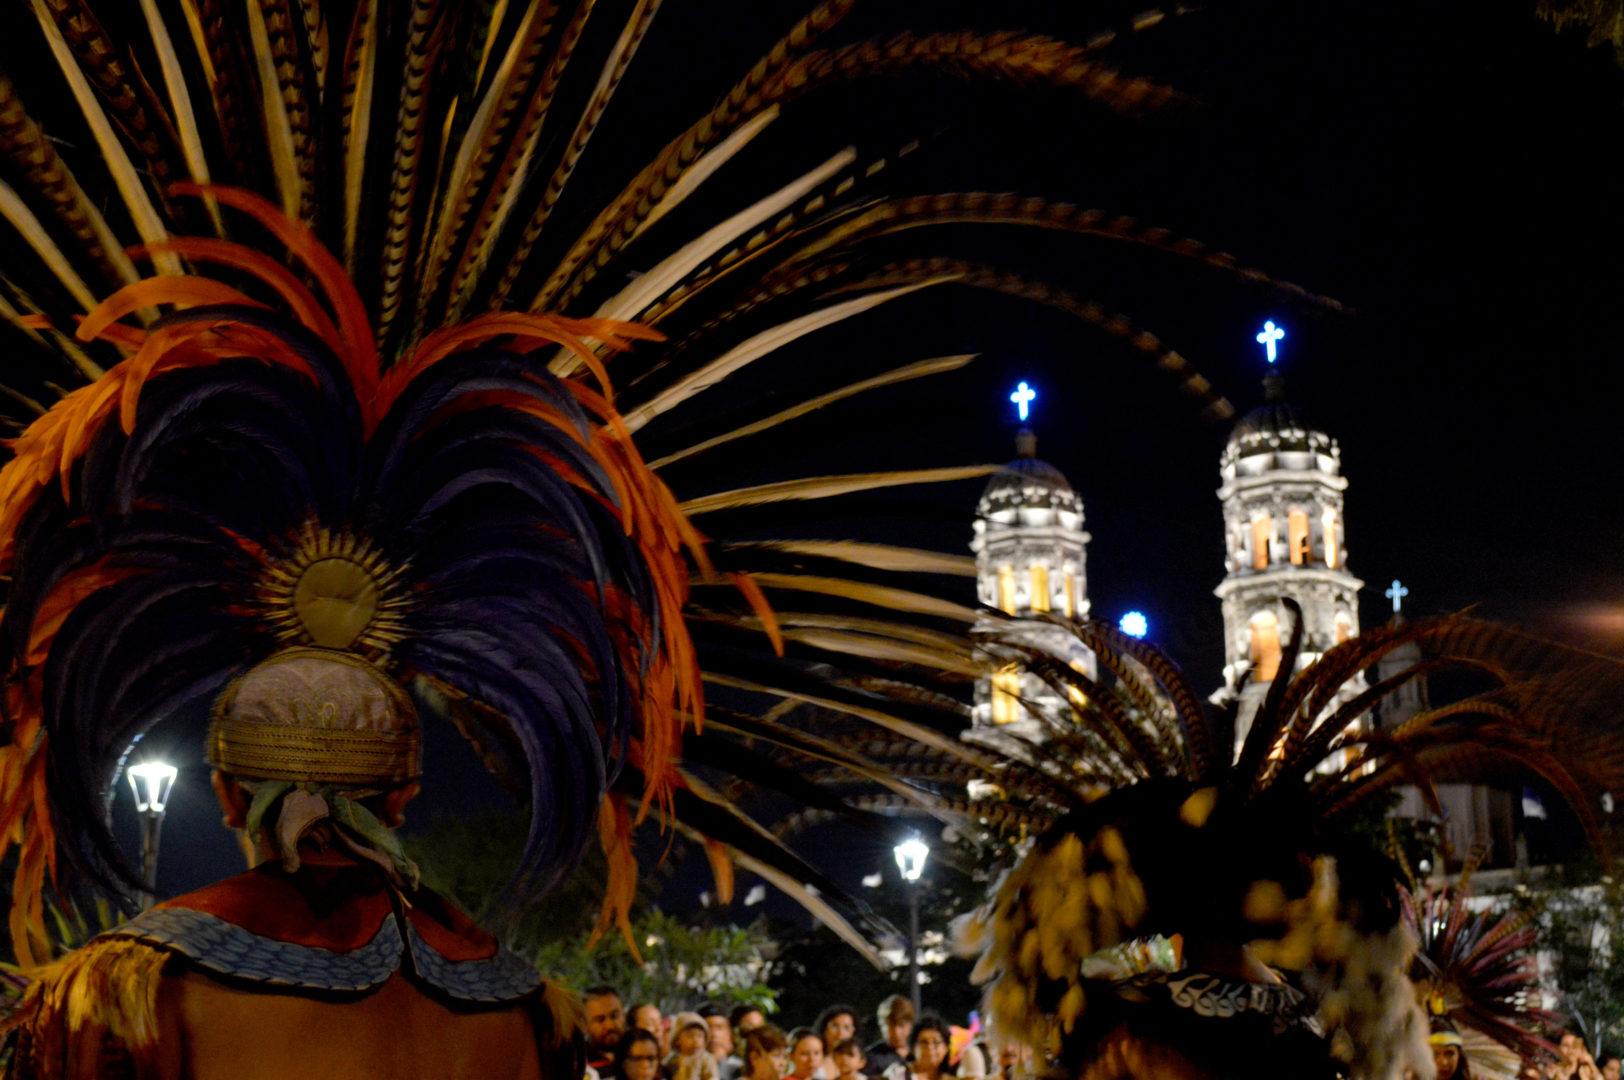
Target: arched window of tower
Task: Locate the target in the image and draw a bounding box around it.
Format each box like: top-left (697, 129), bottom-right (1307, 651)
top-left (998, 566), bottom-right (1015, 614)
top-left (1062, 569), bottom-right (1076, 617)
top-left (1322, 506), bottom-right (1340, 568)
top-left (1030, 564), bottom-right (1050, 612)
top-left (992, 665), bottom-right (1022, 724)
top-left (1335, 612), bottom-right (1353, 644)
top-left (1288, 509), bottom-right (1310, 565)
top-left (1250, 610), bottom-right (1282, 682)
top-left (1251, 515), bottom-right (1273, 570)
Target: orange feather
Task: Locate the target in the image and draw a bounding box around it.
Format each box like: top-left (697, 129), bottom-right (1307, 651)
top-left (728, 572), bottom-right (784, 658)
top-left (169, 183), bottom-right (379, 403)
top-left (75, 277), bottom-right (259, 344)
top-left (587, 793), bottom-right (642, 959)
top-left (131, 238), bottom-right (345, 355)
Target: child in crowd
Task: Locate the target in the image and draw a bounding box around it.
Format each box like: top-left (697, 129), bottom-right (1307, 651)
top-left (788, 1029), bottom-right (825, 1080)
top-left (830, 1039), bottom-right (868, 1080)
top-left (671, 1013), bottom-right (723, 1080)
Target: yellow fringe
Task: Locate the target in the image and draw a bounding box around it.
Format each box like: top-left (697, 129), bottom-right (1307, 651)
top-left (538, 976), bottom-right (584, 1050)
top-left (1, 937), bottom-right (168, 1079)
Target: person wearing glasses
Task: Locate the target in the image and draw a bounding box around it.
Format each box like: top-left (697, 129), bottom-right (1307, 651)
top-left (883, 1017), bottom-right (954, 1080)
top-left (617, 1031), bottom-right (665, 1080)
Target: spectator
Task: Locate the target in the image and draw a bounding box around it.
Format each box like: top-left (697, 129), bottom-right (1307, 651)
top-left (743, 1025), bottom-right (790, 1080)
top-left (722, 1005), bottom-right (767, 1080)
top-left (829, 1038), bottom-right (868, 1080)
top-left (1601, 1057), bottom-right (1621, 1080)
top-left (630, 1003), bottom-right (667, 1054)
top-left (671, 1013), bottom-right (723, 1080)
top-left (1552, 1032), bottom-right (1603, 1080)
top-left (865, 996), bottom-right (915, 1077)
top-left (818, 1006), bottom-right (860, 1052)
top-left (586, 987), bottom-right (628, 1073)
top-left (1430, 1023), bottom-right (1468, 1080)
top-left (788, 1028), bottom-right (825, 1080)
top-left (883, 1015), bottom-right (952, 1080)
top-left (815, 1006), bottom-right (860, 1080)
top-left (989, 1044), bottom-right (1032, 1080)
top-left (617, 1030), bottom-right (665, 1080)
top-left (704, 1005), bottom-right (737, 1060)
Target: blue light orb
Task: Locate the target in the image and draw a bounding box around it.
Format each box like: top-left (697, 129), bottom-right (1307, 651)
top-left (1009, 381), bottom-right (1036, 421)
top-left (1119, 611), bottom-right (1149, 639)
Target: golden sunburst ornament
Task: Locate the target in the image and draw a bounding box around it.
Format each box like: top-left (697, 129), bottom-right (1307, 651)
top-left (255, 521), bottom-right (411, 652)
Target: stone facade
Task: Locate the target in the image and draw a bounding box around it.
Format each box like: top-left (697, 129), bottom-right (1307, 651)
top-left (966, 432), bottom-right (1096, 753)
top-left (1213, 374), bottom-right (1365, 750)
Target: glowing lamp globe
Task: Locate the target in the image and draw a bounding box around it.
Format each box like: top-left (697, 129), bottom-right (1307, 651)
top-left (127, 761), bottom-right (178, 815)
top-left (1119, 611), bottom-right (1149, 639)
top-left (894, 837), bottom-right (929, 882)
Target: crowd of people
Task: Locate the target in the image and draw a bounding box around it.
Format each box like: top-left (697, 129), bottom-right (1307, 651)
top-left (580, 985), bottom-right (1624, 1080)
top-left (580, 992), bottom-right (1032, 1080)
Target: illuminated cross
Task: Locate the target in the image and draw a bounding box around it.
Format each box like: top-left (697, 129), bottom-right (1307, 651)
top-left (1385, 579), bottom-right (1409, 614)
top-left (1010, 381), bottom-right (1036, 422)
top-left (1256, 320), bottom-right (1285, 364)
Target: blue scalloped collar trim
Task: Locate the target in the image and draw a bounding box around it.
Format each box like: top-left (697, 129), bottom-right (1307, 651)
top-left (104, 906), bottom-right (541, 1003)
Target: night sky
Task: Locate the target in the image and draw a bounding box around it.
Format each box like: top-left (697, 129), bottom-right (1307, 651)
top-left (94, 0), bottom-right (1624, 904)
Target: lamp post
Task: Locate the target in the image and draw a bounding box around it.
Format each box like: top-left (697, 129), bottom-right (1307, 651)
top-left (127, 761), bottom-right (178, 910)
top-left (893, 836), bottom-right (929, 1011)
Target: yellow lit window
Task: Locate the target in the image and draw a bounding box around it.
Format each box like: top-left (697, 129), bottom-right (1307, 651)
top-left (1250, 611), bottom-right (1281, 682)
top-left (1335, 612), bottom-right (1353, 644)
top-left (1251, 515), bottom-right (1272, 570)
top-left (992, 666), bottom-right (1022, 724)
top-left (998, 567), bottom-right (1015, 613)
top-left (1029, 564), bottom-right (1049, 612)
top-left (1289, 509), bottom-right (1309, 565)
top-left (1062, 570), bottom-right (1075, 617)
top-left (1322, 507), bottom-right (1339, 568)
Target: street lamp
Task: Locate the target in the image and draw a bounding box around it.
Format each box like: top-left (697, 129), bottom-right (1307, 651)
top-left (894, 836), bottom-right (930, 1011)
top-left (127, 761), bottom-right (177, 910)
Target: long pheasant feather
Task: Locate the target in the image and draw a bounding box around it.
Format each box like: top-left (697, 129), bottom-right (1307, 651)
top-left (531, 0), bottom-right (858, 311)
top-left (488, 0), bottom-right (664, 308)
top-left (29, 0), bottom-right (180, 277)
top-left (0, 73), bottom-right (140, 293)
top-left (622, 279), bottom-right (954, 429)
top-left (338, 0), bottom-right (379, 274)
top-left (136, 0), bottom-right (225, 236)
top-left (417, 0), bottom-right (560, 319)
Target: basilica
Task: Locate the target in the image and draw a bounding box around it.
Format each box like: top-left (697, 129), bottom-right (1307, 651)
top-left (965, 334), bottom-right (1518, 870)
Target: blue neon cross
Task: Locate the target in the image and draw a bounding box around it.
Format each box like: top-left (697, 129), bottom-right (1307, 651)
top-left (1256, 320), bottom-right (1285, 364)
top-left (1385, 579), bottom-right (1409, 613)
top-left (1010, 381), bottom-right (1036, 421)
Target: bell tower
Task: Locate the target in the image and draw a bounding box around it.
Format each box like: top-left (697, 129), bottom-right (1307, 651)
top-left (1214, 330), bottom-right (1364, 748)
top-left (967, 385), bottom-right (1096, 750)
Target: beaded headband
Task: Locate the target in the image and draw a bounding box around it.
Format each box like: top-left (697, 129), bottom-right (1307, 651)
top-left (208, 647), bottom-right (419, 786)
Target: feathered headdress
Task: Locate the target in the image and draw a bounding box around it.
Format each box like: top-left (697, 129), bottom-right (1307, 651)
top-left (0, 182), bottom-right (701, 966)
top-left (954, 605), bottom-right (1624, 1079)
top-left (1404, 854), bottom-right (1561, 1080)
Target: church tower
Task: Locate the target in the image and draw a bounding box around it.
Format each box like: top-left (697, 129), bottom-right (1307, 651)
top-left (1214, 365), bottom-right (1364, 747)
top-left (1376, 583), bottom-right (1517, 869)
top-left (967, 428), bottom-right (1096, 749)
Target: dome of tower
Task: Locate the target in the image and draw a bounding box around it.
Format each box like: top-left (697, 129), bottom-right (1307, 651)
top-left (1221, 374), bottom-right (1340, 476)
top-left (977, 430), bottom-right (1083, 520)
